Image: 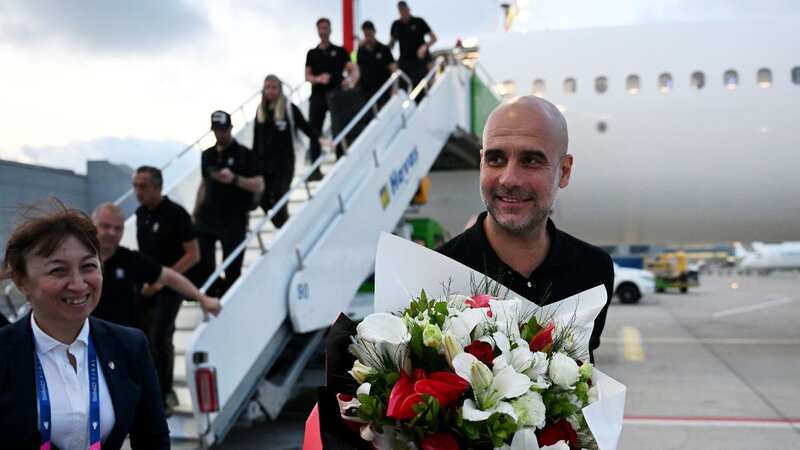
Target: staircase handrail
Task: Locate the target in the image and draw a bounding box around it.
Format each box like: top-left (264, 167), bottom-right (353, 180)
top-left (197, 58), bottom-right (447, 304)
top-left (111, 81), bottom-right (308, 207)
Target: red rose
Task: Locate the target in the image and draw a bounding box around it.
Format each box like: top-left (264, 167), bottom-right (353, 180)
top-left (420, 432), bottom-right (459, 450)
top-left (537, 419), bottom-right (578, 449)
top-left (464, 340), bottom-right (494, 365)
top-left (529, 321), bottom-right (555, 352)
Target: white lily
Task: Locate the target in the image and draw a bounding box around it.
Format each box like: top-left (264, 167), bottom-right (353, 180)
top-left (453, 352), bottom-right (532, 422)
top-left (494, 428), bottom-right (539, 450)
top-left (493, 334), bottom-right (535, 374)
top-left (489, 297), bottom-right (537, 341)
top-left (443, 307), bottom-right (488, 346)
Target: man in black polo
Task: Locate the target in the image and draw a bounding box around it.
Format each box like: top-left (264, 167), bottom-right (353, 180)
top-left (437, 95), bottom-right (613, 362)
top-left (389, 1), bottom-right (437, 89)
top-left (132, 165), bottom-right (200, 413)
top-left (91, 202), bottom-right (221, 414)
top-left (194, 111), bottom-right (264, 296)
top-left (357, 20), bottom-right (397, 107)
top-left (305, 17), bottom-right (359, 171)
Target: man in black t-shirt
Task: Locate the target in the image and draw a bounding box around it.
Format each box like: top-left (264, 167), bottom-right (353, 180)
top-left (436, 96), bottom-right (613, 362)
top-left (357, 21), bottom-right (397, 107)
top-left (389, 1), bottom-right (437, 89)
top-left (194, 111), bottom-right (264, 296)
top-left (305, 17), bottom-right (359, 171)
top-left (92, 202), bottom-right (221, 414)
top-left (133, 165), bottom-right (201, 412)
top-left (91, 203), bottom-right (221, 328)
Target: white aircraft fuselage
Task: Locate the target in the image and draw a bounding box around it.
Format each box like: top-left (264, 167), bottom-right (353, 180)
top-left (478, 19), bottom-right (799, 245)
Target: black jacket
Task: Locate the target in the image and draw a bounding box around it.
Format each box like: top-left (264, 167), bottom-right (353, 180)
top-left (0, 314), bottom-right (170, 449)
top-left (253, 102), bottom-right (315, 171)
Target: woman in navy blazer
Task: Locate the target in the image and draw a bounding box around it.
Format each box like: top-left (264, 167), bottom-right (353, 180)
top-left (0, 204), bottom-right (170, 449)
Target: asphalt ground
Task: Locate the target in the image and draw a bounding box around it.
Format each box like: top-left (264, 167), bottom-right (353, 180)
top-left (599, 272), bottom-right (800, 449)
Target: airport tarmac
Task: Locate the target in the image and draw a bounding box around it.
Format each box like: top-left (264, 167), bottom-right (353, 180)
top-left (173, 272), bottom-right (800, 449)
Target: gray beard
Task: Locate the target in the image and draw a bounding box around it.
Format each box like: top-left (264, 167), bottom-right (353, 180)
top-left (481, 189), bottom-right (550, 235)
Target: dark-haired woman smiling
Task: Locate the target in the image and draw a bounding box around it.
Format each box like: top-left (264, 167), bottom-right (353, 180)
top-left (0, 205), bottom-right (169, 449)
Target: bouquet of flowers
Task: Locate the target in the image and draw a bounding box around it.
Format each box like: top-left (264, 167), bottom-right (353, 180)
top-left (304, 233), bottom-right (625, 450)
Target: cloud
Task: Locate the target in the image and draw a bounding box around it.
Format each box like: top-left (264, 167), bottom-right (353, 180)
top-left (0, 0), bottom-right (210, 54)
top-left (6, 136), bottom-right (187, 175)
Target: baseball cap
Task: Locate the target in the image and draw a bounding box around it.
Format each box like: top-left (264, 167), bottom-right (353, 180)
top-left (210, 110), bottom-right (232, 129)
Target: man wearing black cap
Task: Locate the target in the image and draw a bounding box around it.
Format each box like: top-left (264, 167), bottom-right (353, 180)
top-left (305, 17), bottom-right (359, 175)
top-left (389, 1), bottom-right (437, 89)
top-left (358, 20), bottom-right (397, 107)
top-left (193, 111), bottom-right (264, 295)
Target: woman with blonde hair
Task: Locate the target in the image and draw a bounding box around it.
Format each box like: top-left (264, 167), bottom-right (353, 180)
top-left (0, 203), bottom-right (169, 449)
top-left (253, 74), bottom-right (317, 228)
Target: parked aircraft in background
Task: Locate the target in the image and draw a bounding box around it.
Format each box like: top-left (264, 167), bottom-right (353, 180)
top-left (477, 19), bottom-right (800, 245)
top-left (733, 241), bottom-right (800, 273)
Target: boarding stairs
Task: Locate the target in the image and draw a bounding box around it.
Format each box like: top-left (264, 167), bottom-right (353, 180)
top-left (116, 56), bottom-right (496, 447)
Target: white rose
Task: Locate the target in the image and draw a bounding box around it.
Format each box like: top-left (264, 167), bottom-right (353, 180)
top-left (510, 392), bottom-right (546, 429)
top-left (548, 352), bottom-right (580, 389)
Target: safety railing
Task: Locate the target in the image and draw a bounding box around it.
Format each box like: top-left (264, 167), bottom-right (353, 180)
top-left (196, 57), bottom-right (448, 313)
top-left (112, 81), bottom-right (309, 208)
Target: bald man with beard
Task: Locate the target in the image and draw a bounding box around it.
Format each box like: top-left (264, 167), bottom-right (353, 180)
top-left (437, 95), bottom-right (614, 361)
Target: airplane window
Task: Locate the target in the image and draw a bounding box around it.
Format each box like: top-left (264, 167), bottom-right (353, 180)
top-left (757, 68), bottom-right (772, 88)
top-left (792, 67), bottom-right (800, 85)
top-left (626, 75), bottom-right (640, 94)
top-left (691, 71), bottom-right (705, 90)
top-left (595, 76), bottom-right (608, 94)
top-left (564, 78), bottom-right (577, 94)
top-left (724, 70), bottom-right (739, 90)
top-left (658, 73), bottom-right (673, 93)
top-left (533, 79), bottom-right (546, 96)
top-left (497, 79), bottom-right (517, 97)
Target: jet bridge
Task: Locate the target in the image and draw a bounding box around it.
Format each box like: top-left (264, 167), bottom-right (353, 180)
top-left (115, 57), bottom-right (499, 446)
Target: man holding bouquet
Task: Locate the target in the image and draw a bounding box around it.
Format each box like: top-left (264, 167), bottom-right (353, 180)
top-left (437, 95), bottom-right (614, 361)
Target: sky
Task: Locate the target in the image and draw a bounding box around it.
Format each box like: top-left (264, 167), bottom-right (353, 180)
top-left (1, 0), bottom-right (796, 173)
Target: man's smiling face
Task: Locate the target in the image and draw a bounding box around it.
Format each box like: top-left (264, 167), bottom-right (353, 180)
top-left (480, 96), bottom-right (573, 234)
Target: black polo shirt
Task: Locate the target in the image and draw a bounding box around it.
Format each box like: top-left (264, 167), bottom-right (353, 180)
top-left (305, 43), bottom-right (350, 97)
top-left (93, 246), bottom-right (162, 328)
top-left (136, 196), bottom-right (196, 268)
top-left (357, 41), bottom-right (395, 96)
top-left (390, 16), bottom-right (431, 62)
top-left (196, 139), bottom-right (259, 233)
top-left (437, 212), bottom-right (614, 359)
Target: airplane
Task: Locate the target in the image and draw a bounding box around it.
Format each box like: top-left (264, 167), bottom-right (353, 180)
top-left (474, 17), bottom-right (800, 246)
top-left (733, 241), bottom-right (800, 273)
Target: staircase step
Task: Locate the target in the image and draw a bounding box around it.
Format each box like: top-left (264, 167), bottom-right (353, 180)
top-left (175, 304), bottom-right (203, 331)
top-left (175, 354), bottom-right (186, 381)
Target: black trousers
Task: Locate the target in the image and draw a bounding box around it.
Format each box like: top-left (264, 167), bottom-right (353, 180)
top-left (196, 226), bottom-right (247, 297)
top-left (140, 288), bottom-right (183, 403)
top-left (309, 92), bottom-right (345, 161)
top-left (399, 58), bottom-right (429, 102)
top-left (260, 157), bottom-right (295, 228)
top-left (309, 93), bottom-right (328, 165)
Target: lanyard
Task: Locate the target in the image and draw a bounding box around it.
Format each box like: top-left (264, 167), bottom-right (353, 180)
top-left (34, 338), bottom-right (101, 450)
